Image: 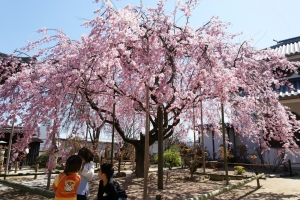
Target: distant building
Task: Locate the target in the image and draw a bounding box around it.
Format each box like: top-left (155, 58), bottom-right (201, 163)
top-left (267, 36), bottom-right (300, 164)
top-left (271, 36), bottom-right (300, 117)
top-left (38, 122), bottom-right (120, 157)
top-left (0, 126), bottom-right (43, 165)
top-left (197, 37), bottom-right (300, 166)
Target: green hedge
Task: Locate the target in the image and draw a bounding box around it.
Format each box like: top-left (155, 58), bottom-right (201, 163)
top-left (34, 152), bottom-right (50, 168)
top-left (154, 146), bottom-right (181, 169)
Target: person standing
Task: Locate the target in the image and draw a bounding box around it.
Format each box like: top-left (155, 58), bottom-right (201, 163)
top-left (17, 151), bottom-right (26, 170)
top-left (52, 155), bottom-right (82, 200)
top-left (3, 149), bottom-right (7, 168)
top-left (77, 147), bottom-right (95, 200)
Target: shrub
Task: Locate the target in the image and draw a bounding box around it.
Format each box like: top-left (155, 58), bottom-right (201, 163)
top-left (218, 145), bottom-right (234, 161)
top-left (154, 146), bottom-right (181, 169)
top-left (35, 152), bottom-right (50, 168)
top-left (236, 145), bottom-right (248, 162)
top-left (179, 144), bottom-right (202, 178)
top-left (234, 166), bottom-right (245, 175)
top-left (256, 148), bottom-right (285, 172)
top-left (154, 154), bottom-right (158, 163)
top-left (248, 154), bottom-right (257, 164)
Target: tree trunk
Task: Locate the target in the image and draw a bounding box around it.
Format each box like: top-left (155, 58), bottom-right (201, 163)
top-left (134, 143), bottom-right (145, 177)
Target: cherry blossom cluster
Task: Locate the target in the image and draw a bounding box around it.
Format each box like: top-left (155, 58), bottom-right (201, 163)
top-left (0, 0), bottom-right (300, 166)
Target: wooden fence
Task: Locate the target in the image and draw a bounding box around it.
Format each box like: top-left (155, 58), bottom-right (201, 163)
top-left (0, 180), bottom-right (55, 198)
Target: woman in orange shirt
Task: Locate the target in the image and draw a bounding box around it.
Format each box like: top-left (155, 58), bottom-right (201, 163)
top-left (52, 155), bottom-right (82, 200)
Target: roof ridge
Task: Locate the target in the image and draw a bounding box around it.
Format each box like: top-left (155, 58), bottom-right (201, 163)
top-left (270, 36), bottom-right (300, 49)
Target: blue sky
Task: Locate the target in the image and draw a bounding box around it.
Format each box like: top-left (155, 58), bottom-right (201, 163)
top-left (1, 0), bottom-right (300, 56)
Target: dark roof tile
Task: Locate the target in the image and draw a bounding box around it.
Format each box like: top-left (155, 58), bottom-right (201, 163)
top-left (270, 36), bottom-right (300, 56)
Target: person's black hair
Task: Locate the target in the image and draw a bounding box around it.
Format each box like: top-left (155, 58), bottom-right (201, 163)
top-left (78, 147), bottom-right (94, 162)
top-left (64, 155), bottom-right (82, 176)
top-left (100, 163), bottom-right (114, 179)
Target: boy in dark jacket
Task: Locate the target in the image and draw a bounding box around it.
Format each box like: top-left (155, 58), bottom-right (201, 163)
top-left (97, 163), bottom-right (127, 200)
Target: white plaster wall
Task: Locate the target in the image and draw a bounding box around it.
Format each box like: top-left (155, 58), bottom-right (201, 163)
top-left (283, 150), bottom-right (300, 167)
top-left (38, 125), bottom-right (48, 152)
top-left (203, 131), bottom-right (213, 157)
top-left (229, 132), bottom-right (300, 166)
top-left (201, 128), bottom-right (262, 162)
top-left (149, 142), bottom-right (158, 155)
top-left (234, 133), bottom-right (258, 155)
top-left (203, 130), bottom-right (225, 160)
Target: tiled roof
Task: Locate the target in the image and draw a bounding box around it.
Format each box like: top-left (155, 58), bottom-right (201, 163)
top-left (278, 78), bottom-right (300, 98)
top-left (269, 37), bottom-right (300, 99)
top-left (198, 123), bottom-right (232, 129)
top-left (0, 52), bottom-right (30, 63)
top-left (270, 36), bottom-right (300, 56)
top-left (31, 137), bottom-right (44, 143)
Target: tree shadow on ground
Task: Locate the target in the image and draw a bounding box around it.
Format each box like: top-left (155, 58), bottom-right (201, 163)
top-left (2, 168), bottom-right (300, 200)
top-left (0, 189), bottom-right (48, 200)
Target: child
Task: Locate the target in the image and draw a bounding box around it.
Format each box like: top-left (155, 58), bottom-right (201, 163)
top-left (52, 155), bottom-right (82, 200)
top-left (77, 147), bottom-right (95, 200)
top-left (17, 151), bottom-right (26, 170)
top-left (97, 163), bottom-right (127, 200)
